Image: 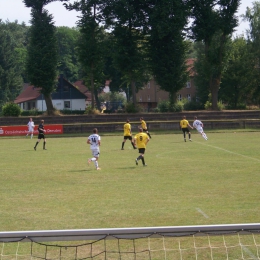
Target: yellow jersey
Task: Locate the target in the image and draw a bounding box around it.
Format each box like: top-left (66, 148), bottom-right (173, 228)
top-left (134, 132), bottom-right (149, 148)
top-left (180, 119), bottom-right (189, 128)
top-left (140, 120), bottom-right (147, 129)
top-left (123, 123), bottom-right (132, 136)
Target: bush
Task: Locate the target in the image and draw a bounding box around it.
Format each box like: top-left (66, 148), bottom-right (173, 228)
top-left (169, 101), bottom-right (183, 112)
top-left (205, 100), bottom-right (225, 111)
top-left (125, 102), bottom-right (141, 113)
top-left (61, 109), bottom-right (85, 115)
top-left (156, 100), bottom-right (183, 112)
top-left (21, 110), bottom-right (43, 116)
top-left (157, 100), bottom-right (169, 112)
top-left (2, 102), bottom-right (22, 117)
top-left (84, 106), bottom-right (100, 115)
top-left (226, 103), bottom-right (247, 110)
top-left (183, 99), bottom-right (204, 111)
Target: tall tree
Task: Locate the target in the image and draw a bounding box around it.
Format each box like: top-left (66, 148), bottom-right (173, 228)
top-left (65, 0), bottom-right (108, 109)
top-left (242, 1), bottom-right (260, 104)
top-left (103, 0), bottom-right (150, 105)
top-left (23, 0), bottom-right (59, 115)
top-left (148, 0), bottom-right (190, 108)
top-left (0, 21), bottom-right (24, 109)
top-left (190, 0), bottom-right (240, 110)
top-left (219, 37), bottom-right (256, 108)
top-left (56, 26), bottom-right (81, 83)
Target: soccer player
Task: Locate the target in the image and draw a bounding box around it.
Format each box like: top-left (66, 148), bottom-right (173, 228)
top-left (180, 115), bottom-right (193, 142)
top-left (34, 120), bottom-right (47, 150)
top-left (87, 128), bottom-right (101, 170)
top-left (193, 116), bottom-right (208, 140)
top-left (121, 119), bottom-right (136, 150)
top-left (134, 128), bottom-right (150, 166)
top-left (140, 117), bottom-right (152, 139)
top-left (26, 117), bottom-right (35, 139)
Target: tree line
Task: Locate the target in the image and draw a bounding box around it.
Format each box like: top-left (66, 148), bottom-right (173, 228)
top-left (0, 0), bottom-right (260, 114)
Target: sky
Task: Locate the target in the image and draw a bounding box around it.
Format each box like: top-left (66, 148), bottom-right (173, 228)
top-left (0, 0), bottom-right (256, 36)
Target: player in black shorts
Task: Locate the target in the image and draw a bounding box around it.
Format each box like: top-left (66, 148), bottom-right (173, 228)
top-left (34, 120), bottom-right (47, 150)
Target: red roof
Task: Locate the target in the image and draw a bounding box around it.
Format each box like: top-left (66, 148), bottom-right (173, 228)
top-left (74, 80), bottom-right (92, 102)
top-left (186, 58), bottom-right (195, 77)
top-left (14, 85), bottom-right (41, 104)
top-left (15, 80), bottom-right (91, 104)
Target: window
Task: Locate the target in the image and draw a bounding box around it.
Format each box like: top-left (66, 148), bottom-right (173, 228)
top-left (147, 82), bottom-right (150, 89)
top-left (186, 82), bottom-right (191, 88)
top-left (64, 101), bottom-right (71, 108)
top-left (139, 96), bottom-right (142, 102)
top-left (147, 95), bottom-right (150, 101)
top-left (177, 94), bottom-right (182, 101)
top-left (187, 94), bottom-right (191, 101)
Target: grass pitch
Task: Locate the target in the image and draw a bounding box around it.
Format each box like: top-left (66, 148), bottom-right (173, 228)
top-left (1, 130), bottom-right (260, 232)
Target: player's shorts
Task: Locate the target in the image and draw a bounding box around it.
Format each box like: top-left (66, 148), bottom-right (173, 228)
top-left (28, 127), bottom-right (34, 132)
top-left (142, 128), bottom-right (148, 132)
top-left (182, 127), bottom-right (190, 133)
top-left (138, 148), bottom-right (145, 154)
top-left (91, 149), bottom-right (100, 157)
top-left (37, 133), bottom-right (45, 139)
top-left (196, 127), bottom-right (204, 134)
top-left (124, 136), bottom-right (132, 141)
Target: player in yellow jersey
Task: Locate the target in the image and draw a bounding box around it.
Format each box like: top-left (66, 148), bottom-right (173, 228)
top-left (134, 128), bottom-right (150, 166)
top-left (121, 119), bottom-right (137, 150)
top-left (180, 115), bottom-right (193, 142)
top-left (140, 117), bottom-right (151, 138)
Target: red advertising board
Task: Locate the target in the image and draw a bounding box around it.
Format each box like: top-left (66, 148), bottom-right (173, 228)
top-left (0, 125), bottom-right (63, 136)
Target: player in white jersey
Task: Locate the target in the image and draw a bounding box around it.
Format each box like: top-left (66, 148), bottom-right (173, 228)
top-left (193, 116), bottom-right (208, 140)
top-left (87, 128), bottom-right (101, 170)
top-left (26, 117), bottom-right (35, 139)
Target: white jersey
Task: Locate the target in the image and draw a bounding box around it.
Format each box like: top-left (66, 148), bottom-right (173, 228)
top-left (27, 121), bottom-right (35, 131)
top-left (88, 134), bottom-right (101, 150)
top-left (193, 120), bottom-right (203, 132)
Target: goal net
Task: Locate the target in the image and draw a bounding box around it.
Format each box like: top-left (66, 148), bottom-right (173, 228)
top-left (1, 223), bottom-right (260, 260)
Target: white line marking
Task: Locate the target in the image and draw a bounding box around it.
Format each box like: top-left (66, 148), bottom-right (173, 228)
top-left (196, 208), bottom-right (209, 218)
top-left (194, 141), bottom-right (260, 163)
top-left (242, 245), bottom-right (258, 260)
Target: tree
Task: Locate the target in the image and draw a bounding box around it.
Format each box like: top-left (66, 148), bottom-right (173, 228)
top-left (190, 0), bottom-right (240, 110)
top-left (56, 26), bottom-right (81, 83)
top-left (103, 0), bottom-right (150, 105)
top-left (0, 21), bottom-right (24, 110)
top-left (65, 0), bottom-right (108, 109)
top-left (219, 37), bottom-right (256, 108)
top-left (23, 0), bottom-right (59, 115)
top-left (242, 1), bottom-right (260, 105)
top-left (148, 0), bottom-right (190, 108)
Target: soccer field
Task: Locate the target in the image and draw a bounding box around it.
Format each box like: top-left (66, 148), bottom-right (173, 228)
top-left (1, 131), bottom-right (260, 232)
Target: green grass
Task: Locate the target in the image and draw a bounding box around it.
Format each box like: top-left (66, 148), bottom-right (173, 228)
top-left (1, 130), bottom-right (260, 232)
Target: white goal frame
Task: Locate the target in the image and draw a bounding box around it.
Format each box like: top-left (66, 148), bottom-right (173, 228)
top-left (0, 223), bottom-right (260, 243)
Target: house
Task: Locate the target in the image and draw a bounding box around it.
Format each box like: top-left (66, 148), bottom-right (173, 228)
top-left (15, 75), bottom-right (90, 111)
top-left (136, 58), bottom-right (196, 111)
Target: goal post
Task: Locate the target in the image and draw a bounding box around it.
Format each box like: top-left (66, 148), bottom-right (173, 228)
top-left (1, 223), bottom-right (260, 259)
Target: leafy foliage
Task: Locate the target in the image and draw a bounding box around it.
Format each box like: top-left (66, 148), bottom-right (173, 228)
top-left (56, 26), bottom-right (81, 82)
top-left (190, 0), bottom-right (240, 110)
top-left (125, 102), bottom-right (141, 113)
top-left (148, 0), bottom-right (190, 106)
top-left (2, 102), bottom-right (22, 116)
top-left (0, 21), bottom-right (25, 110)
top-left (24, 0), bottom-right (58, 115)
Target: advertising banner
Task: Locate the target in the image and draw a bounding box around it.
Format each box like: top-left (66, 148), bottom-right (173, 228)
top-left (0, 125), bottom-right (63, 136)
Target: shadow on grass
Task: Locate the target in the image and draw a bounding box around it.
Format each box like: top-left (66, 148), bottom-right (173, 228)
top-left (116, 167), bottom-right (140, 169)
top-left (68, 169), bottom-right (94, 172)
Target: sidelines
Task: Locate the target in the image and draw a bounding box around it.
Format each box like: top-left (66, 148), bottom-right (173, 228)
top-left (194, 141), bottom-right (260, 163)
top-left (196, 208), bottom-right (209, 219)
